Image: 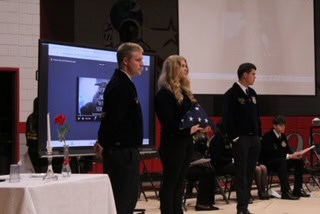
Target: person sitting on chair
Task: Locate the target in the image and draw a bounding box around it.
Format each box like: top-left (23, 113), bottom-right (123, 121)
top-left (185, 132), bottom-right (219, 211)
top-left (254, 161), bottom-right (269, 200)
top-left (260, 115), bottom-right (310, 200)
top-left (209, 122), bottom-right (235, 176)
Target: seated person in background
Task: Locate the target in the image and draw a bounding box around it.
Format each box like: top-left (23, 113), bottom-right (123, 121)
top-left (210, 122), bottom-right (269, 200)
top-left (185, 132), bottom-right (219, 211)
top-left (254, 162), bottom-right (269, 200)
top-left (209, 122), bottom-right (235, 176)
top-left (260, 115), bottom-right (310, 200)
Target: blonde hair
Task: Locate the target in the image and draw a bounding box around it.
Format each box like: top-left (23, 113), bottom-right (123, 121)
top-left (117, 42), bottom-right (143, 69)
top-left (157, 55), bottom-right (197, 104)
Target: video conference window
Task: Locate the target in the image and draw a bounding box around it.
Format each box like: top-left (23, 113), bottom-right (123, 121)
top-left (77, 77), bottom-right (109, 122)
top-left (38, 41), bottom-right (155, 155)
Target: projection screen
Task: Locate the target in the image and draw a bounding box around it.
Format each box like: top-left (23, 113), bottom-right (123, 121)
top-left (179, 0), bottom-right (315, 95)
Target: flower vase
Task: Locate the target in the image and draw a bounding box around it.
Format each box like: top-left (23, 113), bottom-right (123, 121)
top-left (61, 144), bottom-right (71, 177)
top-left (43, 151), bottom-right (58, 181)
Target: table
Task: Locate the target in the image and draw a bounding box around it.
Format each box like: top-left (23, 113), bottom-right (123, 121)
top-left (0, 173), bottom-right (116, 214)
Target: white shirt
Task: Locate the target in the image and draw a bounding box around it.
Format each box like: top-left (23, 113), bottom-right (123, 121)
top-left (236, 81), bottom-right (249, 95)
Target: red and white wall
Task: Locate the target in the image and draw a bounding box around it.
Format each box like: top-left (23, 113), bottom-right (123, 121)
top-left (0, 1), bottom-right (318, 170)
top-left (0, 0), bottom-right (39, 157)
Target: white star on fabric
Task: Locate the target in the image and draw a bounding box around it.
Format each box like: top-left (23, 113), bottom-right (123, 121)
top-left (179, 104), bottom-right (214, 129)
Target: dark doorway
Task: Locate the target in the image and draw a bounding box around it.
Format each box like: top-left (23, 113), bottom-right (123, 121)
top-left (0, 68), bottom-right (19, 175)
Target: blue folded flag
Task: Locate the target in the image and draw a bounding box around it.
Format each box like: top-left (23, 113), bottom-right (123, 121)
top-left (179, 104), bottom-right (215, 129)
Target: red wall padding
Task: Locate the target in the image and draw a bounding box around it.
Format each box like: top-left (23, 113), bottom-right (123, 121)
top-left (18, 116), bottom-right (319, 174)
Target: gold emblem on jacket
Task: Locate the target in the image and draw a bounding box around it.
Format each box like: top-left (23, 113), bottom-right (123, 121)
top-left (238, 98), bottom-right (246, 104)
top-left (252, 97), bottom-right (256, 104)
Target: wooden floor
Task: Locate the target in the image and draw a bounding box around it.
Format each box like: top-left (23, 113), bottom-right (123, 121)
top-left (136, 184), bottom-right (320, 214)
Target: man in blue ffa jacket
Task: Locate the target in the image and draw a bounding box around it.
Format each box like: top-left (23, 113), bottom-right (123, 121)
top-left (223, 63), bottom-right (261, 214)
top-left (260, 115), bottom-right (310, 200)
top-left (96, 42), bottom-right (144, 214)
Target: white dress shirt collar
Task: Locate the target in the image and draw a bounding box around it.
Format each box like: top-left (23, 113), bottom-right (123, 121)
top-left (237, 81), bottom-right (248, 94)
top-left (273, 129), bottom-right (281, 139)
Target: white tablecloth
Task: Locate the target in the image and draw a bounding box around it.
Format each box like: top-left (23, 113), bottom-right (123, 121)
top-left (0, 173), bottom-right (116, 214)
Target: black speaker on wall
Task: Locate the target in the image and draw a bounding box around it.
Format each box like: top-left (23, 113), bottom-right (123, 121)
top-left (0, 68), bottom-right (19, 175)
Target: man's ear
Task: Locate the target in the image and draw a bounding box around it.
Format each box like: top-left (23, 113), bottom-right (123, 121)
top-left (123, 57), bottom-right (129, 67)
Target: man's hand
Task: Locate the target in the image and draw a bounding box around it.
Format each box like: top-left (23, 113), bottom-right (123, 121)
top-left (94, 141), bottom-right (103, 160)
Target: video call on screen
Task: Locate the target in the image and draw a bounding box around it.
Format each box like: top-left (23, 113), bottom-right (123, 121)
top-left (38, 42), bottom-right (154, 151)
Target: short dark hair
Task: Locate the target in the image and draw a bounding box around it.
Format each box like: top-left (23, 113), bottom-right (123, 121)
top-left (237, 62), bottom-right (256, 80)
top-left (273, 115), bottom-right (286, 125)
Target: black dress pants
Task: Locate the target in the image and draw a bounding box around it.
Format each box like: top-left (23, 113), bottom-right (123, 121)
top-left (186, 165), bottom-right (216, 205)
top-left (216, 162), bottom-right (235, 176)
top-left (159, 138), bottom-right (193, 214)
top-left (103, 147), bottom-right (140, 214)
top-left (232, 135), bottom-right (260, 213)
top-left (266, 158), bottom-right (304, 194)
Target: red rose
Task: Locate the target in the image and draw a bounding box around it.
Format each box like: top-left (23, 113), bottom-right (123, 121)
top-left (55, 115), bottom-right (67, 126)
top-left (54, 114), bottom-right (70, 142)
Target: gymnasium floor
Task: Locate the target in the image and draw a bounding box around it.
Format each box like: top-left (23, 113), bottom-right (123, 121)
top-left (136, 183), bottom-right (320, 214)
